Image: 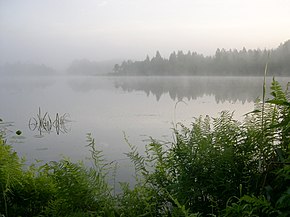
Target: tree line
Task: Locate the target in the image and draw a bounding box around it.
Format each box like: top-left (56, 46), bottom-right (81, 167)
top-left (113, 40), bottom-right (290, 76)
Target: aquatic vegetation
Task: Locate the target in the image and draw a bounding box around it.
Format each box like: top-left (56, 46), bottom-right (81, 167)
top-left (28, 107), bottom-right (71, 136)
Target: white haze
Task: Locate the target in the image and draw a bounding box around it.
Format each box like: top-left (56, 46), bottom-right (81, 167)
top-left (0, 0), bottom-right (290, 71)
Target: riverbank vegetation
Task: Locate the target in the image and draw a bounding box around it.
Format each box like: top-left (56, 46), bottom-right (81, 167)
top-left (1, 78), bottom-right (289, 216)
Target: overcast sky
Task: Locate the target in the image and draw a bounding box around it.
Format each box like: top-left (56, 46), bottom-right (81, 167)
top-left (1, 0), bottom-right (290, 70)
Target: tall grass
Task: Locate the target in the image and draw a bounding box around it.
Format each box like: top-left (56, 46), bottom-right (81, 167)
top-left (0, 79), bottom-right (289, 217)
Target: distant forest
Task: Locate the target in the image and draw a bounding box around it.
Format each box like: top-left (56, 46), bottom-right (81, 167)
top-left (113, 40), bottom-right (290, 76)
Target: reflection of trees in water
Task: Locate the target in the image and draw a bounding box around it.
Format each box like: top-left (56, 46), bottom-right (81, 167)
top-left (114, 77), bottom-right (289, 103)
top-left (66, 76), bottom-right (289, 103)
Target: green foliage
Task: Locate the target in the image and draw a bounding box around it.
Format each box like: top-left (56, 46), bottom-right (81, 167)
top-left (117, 182), bottom-right (160, 217)
top-left (141, 112), bottom-right (248, 215)
top-left (0, 135), bottom-right (23, 217)
top-left (124, 133), bottom-right (148, 179)
top-left (7, 163), bottom-right (55, 216)
top-left (0, 131), bottom-right (116, 217)
top-left (224, 79), bottom-right (290, 217)
top-left (43, 134), bottom-right (115, 216)
top-left (224, 195), bottom-right (277, 216)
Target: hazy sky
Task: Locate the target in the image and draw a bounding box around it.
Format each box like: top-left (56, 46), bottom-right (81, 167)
top-left (1, 0), bottom-right (290, 70)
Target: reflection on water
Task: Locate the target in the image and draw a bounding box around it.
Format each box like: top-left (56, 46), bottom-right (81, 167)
top-left (67, 76), bottom-right (116, 92)
top-left (0, 76), bottom-right (55, 92)
top-left (28, 108), bottom-right (71, 137)
top-left (113, 76), bottom-right (289, 103)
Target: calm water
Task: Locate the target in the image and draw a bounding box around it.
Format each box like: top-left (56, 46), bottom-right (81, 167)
top-left (0, 75), bottom-right (289, 184)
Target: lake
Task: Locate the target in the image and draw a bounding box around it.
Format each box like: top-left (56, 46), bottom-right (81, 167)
top-left (0, 75), bottom-right (289, 185)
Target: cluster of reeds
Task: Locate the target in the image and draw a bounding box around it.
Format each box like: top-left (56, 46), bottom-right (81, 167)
top-left (28, 108), bottom-right (70, 136)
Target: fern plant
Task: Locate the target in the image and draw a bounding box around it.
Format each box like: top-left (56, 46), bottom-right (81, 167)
top-left (225, 78), bottom-right (290, 217)
top-left (0, 132), bottom-right (23, 217)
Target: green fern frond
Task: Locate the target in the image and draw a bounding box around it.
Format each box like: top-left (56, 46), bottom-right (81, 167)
top-left (270, 78), bottom-right (287, 101)
top-left (124, 133), bottom-right (148, 179)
